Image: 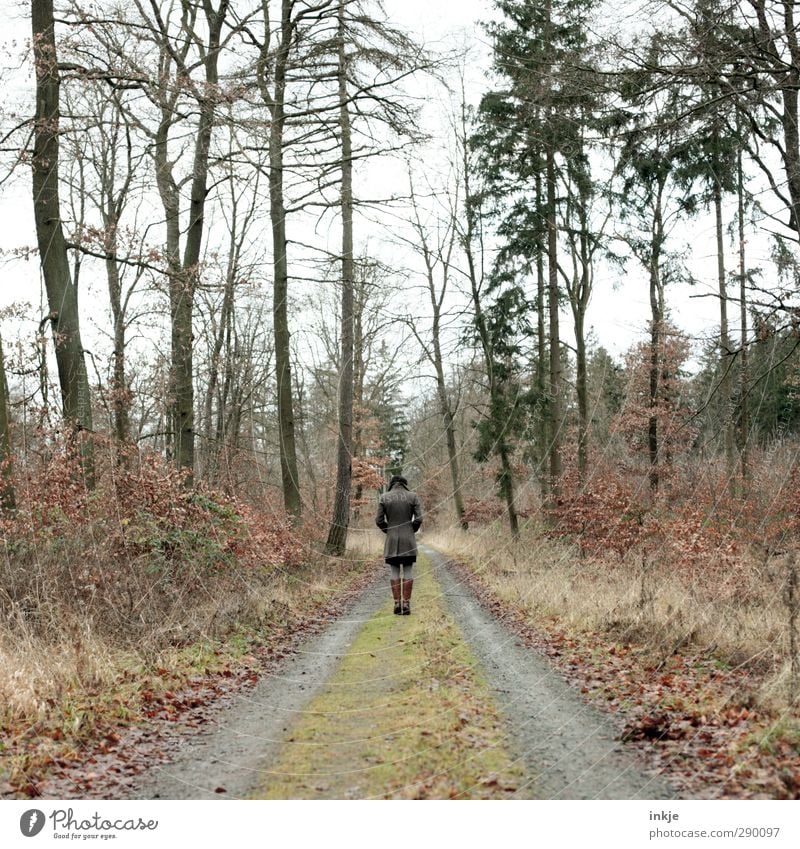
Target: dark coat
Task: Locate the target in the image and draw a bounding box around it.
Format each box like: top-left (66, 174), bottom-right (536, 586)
top-left (375, 484), bottom-right (423, 563)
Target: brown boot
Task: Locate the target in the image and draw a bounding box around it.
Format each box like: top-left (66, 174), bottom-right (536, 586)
top-left (401, 579), bottom-right (413, 615)
top-left (391, 579), bottom-right (402, 614)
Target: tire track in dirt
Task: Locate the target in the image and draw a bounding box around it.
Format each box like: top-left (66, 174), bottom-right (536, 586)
top-left (123, 546), bottom-right (678, 799)
top-left (426, 545), bottom-right (678, 799)
top-left (129, 579), bottom-right (386, 799)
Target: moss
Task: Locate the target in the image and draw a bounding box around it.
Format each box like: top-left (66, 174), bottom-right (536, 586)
top-left (748, 718), bottom-right (800, 756)
top-left (253, 555), bottom-right (530, 800)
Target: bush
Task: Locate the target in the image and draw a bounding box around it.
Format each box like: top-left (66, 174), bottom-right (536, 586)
top-left (0, 437), bottom-right (304, 644)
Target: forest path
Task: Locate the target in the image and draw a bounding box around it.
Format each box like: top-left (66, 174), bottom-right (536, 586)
top-left (132, 548), bottom-right (677, 800)
top-left (426, 546), bottom-right (676, 800)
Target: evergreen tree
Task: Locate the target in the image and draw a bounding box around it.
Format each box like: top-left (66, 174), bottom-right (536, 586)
top-left (473, 0), bottom-right (602, 496)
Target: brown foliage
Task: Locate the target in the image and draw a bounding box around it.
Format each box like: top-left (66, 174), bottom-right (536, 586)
top-left (548, 462), bottom-right (646, 558)
top-left (0, 434), bottom-right (304, 643)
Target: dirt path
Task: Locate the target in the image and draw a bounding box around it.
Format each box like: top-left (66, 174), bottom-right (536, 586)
top-left (426, 545), bottom-right (676, 800)
top-left (127, 549), bottom-right (677, 800)
top-left (130, 579), bottom-right (386, 799)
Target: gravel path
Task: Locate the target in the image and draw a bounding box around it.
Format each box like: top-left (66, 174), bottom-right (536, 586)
top-left (426, 545), bottom-right (678, 800)
top-left (132, 579), bottom-right (385, 800)
top-left (130, 547), bottom-right (678, 800)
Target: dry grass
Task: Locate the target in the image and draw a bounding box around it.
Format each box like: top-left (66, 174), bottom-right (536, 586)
top-left (0, 552), bottom-right (371, 762)
top-left (346, 524), bottom-right (385, 562)
top-left (0, 626), bottom-right (124, 726)
top-left (426, 521), bottom-right (796, 712)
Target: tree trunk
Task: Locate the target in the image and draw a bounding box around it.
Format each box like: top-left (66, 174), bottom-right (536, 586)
top-left (103, 209), bottom-right (129, 447)
top-left (573, 179), bottom-right (592, 483)
top-left (750, 2), bottom-right (800, 237)
top-left (269, 0), bottom-right (302, 521)
top-left (714, 171), bottom-right (735, 495)
top-left (498, 440), bottom-right (519, 538)
top-left (781, 81), bottom-right (800, 236)
top-left (31, 0), bottom-right (94, 484)
top-left (546, 143), bottom-right (562, 500)
top-left (150, 2), bottom-right (228, 486)
top-left (575, 310), bottom-right (588, 480)
top-left (470, 291), bottom-right (518, 538)
top-left (429, 280), bottom-right (467, 530)
top-left (0, 335), bottom-right (15, 514)
top-left (325, 0), bottom-right (355, 556)
top-left (351, 273), bottom-right (366, 517)
top-left (535, 165), bottom-right (549, 500)
top-left (737, 144), bottom-right (749, 488)
top-left (204, 244), bottom-right (236, 482)
top-left (172, 1), bottom-right (228, 485)
top-left (465, 211), bottom-right (517, 535)
top-left (648, 186), bottom-right (665, 493)
top-left (153, 104), bottom-right (181, 466)
top-left (460, 97), bottom-right (517, 537)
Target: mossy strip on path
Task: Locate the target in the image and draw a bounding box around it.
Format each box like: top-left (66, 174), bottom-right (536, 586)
top-left (253, 554), bottom-right (531, 799)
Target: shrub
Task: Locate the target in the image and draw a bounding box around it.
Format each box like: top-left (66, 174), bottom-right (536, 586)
top-left (0, 436), bottom-right (304, 644)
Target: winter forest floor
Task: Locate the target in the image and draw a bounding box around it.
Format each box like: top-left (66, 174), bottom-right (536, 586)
top-left (2, 537), bottom-right (799, 799)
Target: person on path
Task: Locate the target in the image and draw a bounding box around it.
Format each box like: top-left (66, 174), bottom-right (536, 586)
top-left (375, 475), bottom-right (423, 615)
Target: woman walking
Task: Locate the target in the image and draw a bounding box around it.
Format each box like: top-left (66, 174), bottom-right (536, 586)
top-left (375, 475), bottom-right (423, 615)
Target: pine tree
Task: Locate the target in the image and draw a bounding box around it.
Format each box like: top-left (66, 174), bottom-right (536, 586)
top-left (473, 0), bottom-right (601, 498)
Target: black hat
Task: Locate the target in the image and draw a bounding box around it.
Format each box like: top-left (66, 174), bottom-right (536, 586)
top-left (388, 474), bottom-right (408, 490)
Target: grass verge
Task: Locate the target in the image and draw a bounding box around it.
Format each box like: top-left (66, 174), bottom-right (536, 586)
top-left (426, 524), bottom-right (800, 799)
top-left (0, 553), bottom-right (375, 798)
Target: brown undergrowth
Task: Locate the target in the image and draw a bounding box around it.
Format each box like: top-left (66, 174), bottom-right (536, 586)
top-left (0, 552), bottom-right (377, 799)
top-left (0, 442), bottom-right (381, 798)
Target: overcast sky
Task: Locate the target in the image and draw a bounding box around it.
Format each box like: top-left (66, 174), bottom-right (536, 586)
top-left (0, 0), bottom-right (779, 377)
top-left (380, 0), bottom-right (741, 367)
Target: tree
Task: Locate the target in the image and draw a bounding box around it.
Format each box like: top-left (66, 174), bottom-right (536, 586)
top-left (403, 171), bottom-right (468, 530)
top-left (613, 321), bottom-right (694, 473)
top-left (615, 58), bottom-right (696, 491)
top-left (149, 0), bottom-right (231, 484)
top-left (31, 0), bottom-right (94, 482)
top-left (458, 98), bottom-right (524, 538)
top-left (244, 0), bottom-right (427, 526)
top-left (674, 0), bottom-right (745, 493)
top-left (325, 0), bottom-right (356, 555)
top-left (558, 115), bottom-right (609, 481)
top-left (60, 78), bottom-right (149, 449)
top-left (739, 0), bottom-right (800, 246)
top-left (251, 0), bottom-right (304, 520)
top-left (0, 333), bottom-right (15, 514)
top-left (736, 126), bottom-right (751, 484)
top-left (624, 0), bottom-right (764, 490)
top-left (193, 126), bottom-right (269, 486)
top-left (75, 0), bottom-right (236, 481)
top-left (474, 0), bottom-right (602, 499)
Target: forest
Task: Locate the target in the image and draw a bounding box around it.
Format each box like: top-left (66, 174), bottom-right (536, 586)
top-left (2, 0), bottom-right (800, 802)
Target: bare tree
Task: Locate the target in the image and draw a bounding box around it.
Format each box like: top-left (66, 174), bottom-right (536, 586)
top-left (146, 0), bottom-right (231, 483)
top-left (325, 0), bottom-right (356, 555)
top-left (0, 333), bottom-right (14, 513)
top-left (31, 0), bottom-right (94, 481)
top-left (402, 171), bottom-right (467, 529)
top-left (60, 80), bottom-right (150, 448)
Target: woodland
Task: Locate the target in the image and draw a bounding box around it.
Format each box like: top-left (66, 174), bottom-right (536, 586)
top-left (1, 0), bottom-right (800, 800)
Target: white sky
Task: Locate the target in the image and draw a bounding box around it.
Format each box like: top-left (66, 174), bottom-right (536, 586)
top-left (383, 0), bottom-right (738, 367)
